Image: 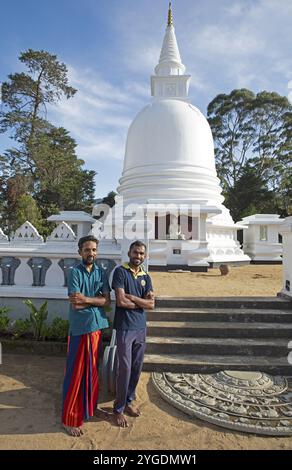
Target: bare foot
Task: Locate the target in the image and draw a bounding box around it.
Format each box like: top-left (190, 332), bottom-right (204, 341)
top-left (114, 412), bottom-right (129, 428)
top-left (95, 408), bottom-right (112, 420)
top-left (125, 404), bottom-right (141, 417)
top-left (63, 424), bottom-right (83, 437)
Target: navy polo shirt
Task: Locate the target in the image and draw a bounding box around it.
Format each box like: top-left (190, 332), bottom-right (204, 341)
top-left (68, 262), bottom-right (110, 336)
top-left (112, 263), bottom-right (153, 330)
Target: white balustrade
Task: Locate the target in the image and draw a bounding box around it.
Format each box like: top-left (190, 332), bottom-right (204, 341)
top-left (0, 220), bottom-right (120, 299)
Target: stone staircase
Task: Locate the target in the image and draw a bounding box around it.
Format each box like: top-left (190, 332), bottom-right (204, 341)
top-left (143, 297), bottom-right (292, 375)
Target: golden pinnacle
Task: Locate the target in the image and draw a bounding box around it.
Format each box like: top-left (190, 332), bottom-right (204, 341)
top-left (167, 2), bottom-right (173, 27)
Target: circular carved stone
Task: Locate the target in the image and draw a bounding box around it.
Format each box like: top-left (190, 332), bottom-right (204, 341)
top-left (152, 371), bottom-right (292, 435)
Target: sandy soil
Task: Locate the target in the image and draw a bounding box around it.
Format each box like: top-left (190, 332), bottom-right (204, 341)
top-left (150, 265), bottom-right (283, 298)
top-left (0, 354), bottom-right (291, 451)
top-left (0, 265), bottom-right (290, 450)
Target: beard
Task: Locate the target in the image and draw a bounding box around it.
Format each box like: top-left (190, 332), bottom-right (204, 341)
top-left (130, 258), bottom-right (142, 266)
top-left (84, 256), bottom-right (95, 265)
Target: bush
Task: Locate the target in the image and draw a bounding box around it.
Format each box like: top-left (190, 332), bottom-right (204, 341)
top-left (45, 317), bottom-right (69, 341)
top-left (23, 300), bottom-right (48, 340)
top-left (0, 299), bottom-right (113, 344)
top-left (10, 318), bottom-right (31, 338)
top-left (0, 302), bottom-right (70, 343)
top-left (0, 307), bottom-right (10, 333)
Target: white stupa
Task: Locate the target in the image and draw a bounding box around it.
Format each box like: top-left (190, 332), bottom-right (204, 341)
top-left (95, 3), bottom-right (249, 270)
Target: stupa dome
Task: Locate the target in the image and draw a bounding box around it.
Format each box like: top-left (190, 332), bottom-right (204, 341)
top-left (118, 99), bottom-right (224, 205)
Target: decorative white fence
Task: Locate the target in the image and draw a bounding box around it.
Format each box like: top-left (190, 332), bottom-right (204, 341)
top-left (0, 221), bottom-right (121, 300)
top-left (0, 217), bottom-right (291, 307)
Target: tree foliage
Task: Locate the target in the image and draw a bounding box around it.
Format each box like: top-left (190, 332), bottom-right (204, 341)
top-left (207, 89), bottom-right (292, 220)
top-left (14, 194), bottom-right (43, 233)
top-left (101, 191), bottom-right (117, 208)
top-left (0, 49), bottom-right (95, 233)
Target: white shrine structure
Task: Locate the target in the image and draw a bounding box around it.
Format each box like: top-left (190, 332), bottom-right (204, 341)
top-left (237, 214), bottom-right (283, 263)
top-left (93, 3), bottom-right (250, 270)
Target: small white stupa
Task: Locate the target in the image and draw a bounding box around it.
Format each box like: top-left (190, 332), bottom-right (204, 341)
top-left (94, 3), bottom-right (249, 270)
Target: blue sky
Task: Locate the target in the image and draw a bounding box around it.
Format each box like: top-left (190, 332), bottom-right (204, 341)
top-left (1, 0), bottom-right (292, 199)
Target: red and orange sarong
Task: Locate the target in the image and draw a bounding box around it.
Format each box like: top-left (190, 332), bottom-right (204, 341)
top-left (62, 330), bottom-right (101, 427)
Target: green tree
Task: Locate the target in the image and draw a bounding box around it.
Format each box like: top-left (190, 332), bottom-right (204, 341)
top-left (251, 92), bottom-right (292, 215)
top-left (0, 49), bottom-right (96, 231)
top-left (33, 126), bottom-right (96, 213)
top-left (0, 171), bottom-right (31, 233)
top-left (225, 164), bottom-right (275, 221)
top-left (0, 49), bottom-right (76, 175)
top-left (101, 191), bottom-right (117, 208)
top-left (14, 194), bottom-right (43, 233)
top-left (207, 89), bottom-right (292, 219)
top-left (207, 89), bottom-right (255, 191)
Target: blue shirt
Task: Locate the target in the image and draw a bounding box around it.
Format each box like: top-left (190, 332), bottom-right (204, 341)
top-left (112, 263), bottom-right (153, 330)
top-left (68, 262), bottom-right (110, 336)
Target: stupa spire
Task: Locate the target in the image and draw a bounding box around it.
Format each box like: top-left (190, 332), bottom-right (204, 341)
top-left (151, 2), bottom-right (191, 99)
top-left (155, 2), bottom-right (185, 76)
top-left (167, 2), bottom-right (173, 27)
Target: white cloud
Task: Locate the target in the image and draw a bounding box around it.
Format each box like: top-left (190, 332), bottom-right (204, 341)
top-left (224, 2), bottom-right (246, 17)
top-left (123, 45), bottom-right (161, 75)
top-left (49, 65), bottom-right (149, 165)
top-left (194, 25), bottom-right (264, 57)
top-left (108, 0), bottom-right (292, 101)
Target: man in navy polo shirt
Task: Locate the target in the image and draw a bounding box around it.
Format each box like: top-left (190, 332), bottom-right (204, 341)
top-left (112, 240), bottom-right (155, 428)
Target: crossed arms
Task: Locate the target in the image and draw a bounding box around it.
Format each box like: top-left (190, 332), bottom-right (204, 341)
top-left (69, 289), bottom-right (154, 310)
top-left (69, 292), bottom-right (110, 310)
top-left (115, 288), bottom-right (155, 310)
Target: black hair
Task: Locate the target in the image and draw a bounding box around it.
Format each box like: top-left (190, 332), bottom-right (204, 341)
top-left (78, 235), bottom-right (99, 250)
top-left (129, 240), bottom-right (147, 252)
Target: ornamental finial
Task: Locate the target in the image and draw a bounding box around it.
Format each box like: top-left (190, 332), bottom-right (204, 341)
top-left (167, 2), bottom-right (173, 27)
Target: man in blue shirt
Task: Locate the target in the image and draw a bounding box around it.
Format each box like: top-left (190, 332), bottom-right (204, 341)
top-left (62, 235), bottom-right (111, 437)
top-left (112, 240), bottom-right (154, 428)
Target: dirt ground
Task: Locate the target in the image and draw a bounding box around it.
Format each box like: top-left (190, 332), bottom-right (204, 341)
top-left (0, 265), bottom-right (291, 450)
top-left (0, 354), bottom-right (291, 450)
top-left (150, 264), bottom-right (283, 298)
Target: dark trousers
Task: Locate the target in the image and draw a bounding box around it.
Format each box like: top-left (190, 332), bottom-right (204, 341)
top-left (114, 328), bottom-right (146, 414)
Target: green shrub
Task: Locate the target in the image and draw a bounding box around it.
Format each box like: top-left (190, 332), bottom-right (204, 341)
top-left (23, 300), bottom-right (48, 340)
top-left (1, 301), bottom-right (70, 343)
top-left (10, 318), bottom-right (31, 338)
top-left (0, 307), bottom-right (10, 314)
top-left (0, 307), bottom-right (10, 333)
top-left (45, 317), bottom-right (69, 341)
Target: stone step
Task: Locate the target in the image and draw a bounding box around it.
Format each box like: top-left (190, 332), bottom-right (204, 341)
top-left (146, 321), bottom-right (292, 338)
top-left (146, 336), bottom-right (290, 356)
top-left (142, 353), bottom-right (292, 375)
top-left (155, 297), bottom-right (292, 310)
top-left (146, 308), bottom-right (292, 323)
